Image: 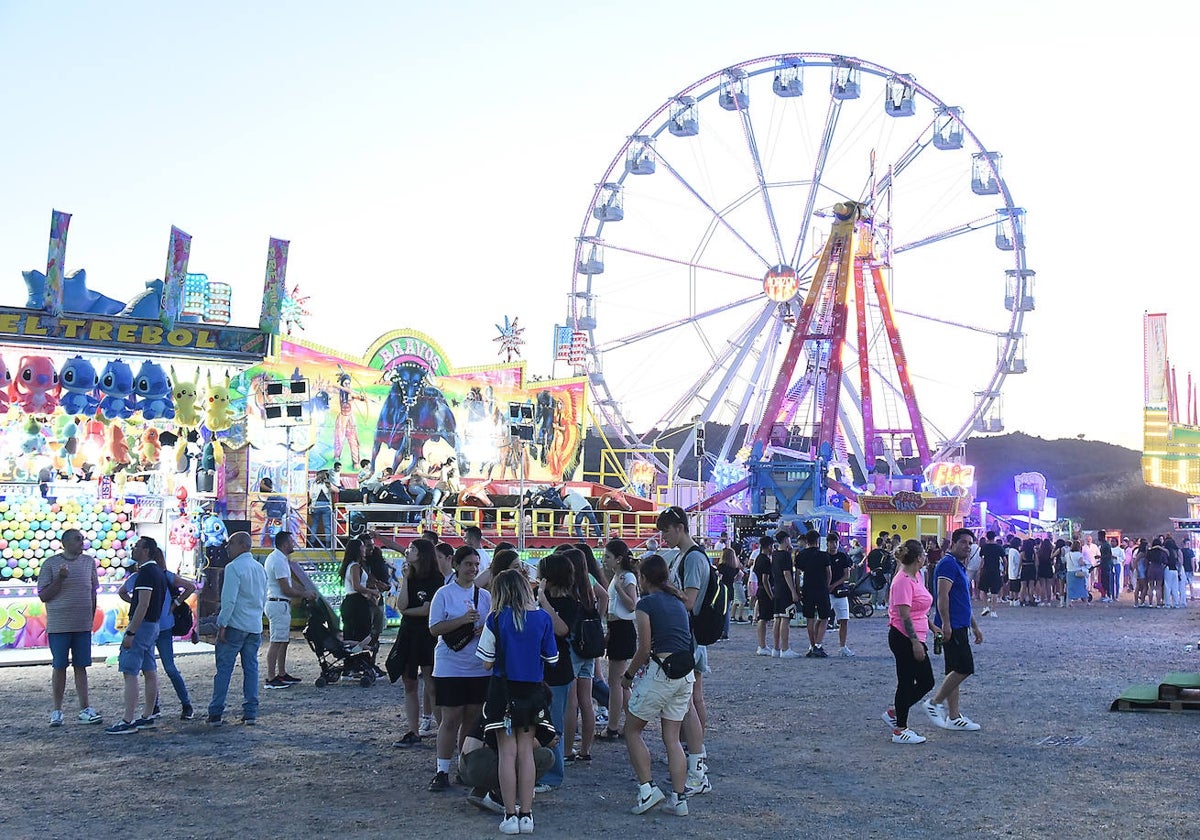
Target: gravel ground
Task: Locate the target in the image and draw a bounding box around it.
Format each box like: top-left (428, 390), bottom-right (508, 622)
top-left (4, 599), bottom-right (1199, 839)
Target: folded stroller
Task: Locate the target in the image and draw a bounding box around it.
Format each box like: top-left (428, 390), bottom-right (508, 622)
top-left (302, 597), bottom-right (379, 687)
top-left (847, 573), bottom-right (887, 618)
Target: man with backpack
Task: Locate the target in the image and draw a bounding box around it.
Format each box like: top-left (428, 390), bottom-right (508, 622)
top-left (657, 506), bottom-right (716, 798)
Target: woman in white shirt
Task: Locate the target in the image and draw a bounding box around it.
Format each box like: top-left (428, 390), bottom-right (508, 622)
top-left (339, 537), bottom-right (379, 645)
top-left (599, 539), bottom-right (639, 741)
top-left (1065, 540), bottom-right (1090, 605)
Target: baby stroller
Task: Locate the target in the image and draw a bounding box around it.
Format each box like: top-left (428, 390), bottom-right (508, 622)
top-left (846, 573), bottom-right (887, 618)
top-left (302, 597), bottom-right (380, 687)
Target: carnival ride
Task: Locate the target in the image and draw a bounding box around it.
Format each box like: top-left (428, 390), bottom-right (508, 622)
top-left (568, 53), bottom-right (1033, 511)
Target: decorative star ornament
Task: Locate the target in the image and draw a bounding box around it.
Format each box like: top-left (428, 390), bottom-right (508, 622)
top-left (494, 315), bottom-right (526, 362)
top-left (281, 283), bottom-right (311, 335)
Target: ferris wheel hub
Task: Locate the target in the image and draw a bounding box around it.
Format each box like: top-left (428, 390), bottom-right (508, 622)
top-left (762, 265), bottom-right (799, 303)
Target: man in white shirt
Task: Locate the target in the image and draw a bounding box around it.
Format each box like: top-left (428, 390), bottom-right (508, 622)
top-left (1005, 537), bottom-right (1021, 604)
top-left (208, 532), bottom-right (268, 726)
top-left (464, 526), bottom-right (491, 573)
top-left (263, 531), bottom-right (316, 689)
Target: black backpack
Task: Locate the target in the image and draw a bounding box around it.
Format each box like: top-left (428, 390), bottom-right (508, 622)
top-left (683, 547), bottom-right (728, 646)
top-left (570, 603), bottom-right (605, 659)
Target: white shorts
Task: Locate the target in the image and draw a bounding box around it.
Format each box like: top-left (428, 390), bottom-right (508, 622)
top-left (628, 662), bottom-right (695, 723)
top-left (831, 596), bottom-right (849, 622)
top-left (265, 600), bottom-right (292, 643)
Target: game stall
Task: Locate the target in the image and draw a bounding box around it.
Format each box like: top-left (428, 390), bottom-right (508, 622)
top-left (0, 211), bottom-right (279, 660)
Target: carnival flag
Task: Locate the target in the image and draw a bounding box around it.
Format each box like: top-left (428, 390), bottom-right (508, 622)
top-left (43, 210), bottom-right (72, 317)
top-left (259, 238), bottom-right (290, 335)
top-left (554, 325), bottom-right (573, 360)
top-left (159, 226), bottom-right (193, 330)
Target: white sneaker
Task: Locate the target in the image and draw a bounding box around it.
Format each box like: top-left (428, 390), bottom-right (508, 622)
top-left (882, 708), bottom-right (897, 728)
top-left (980, 607), bottom-right (991, 616)
top-left (840, 646), bottom-right (856, 657)
top-left (77, 707), bottom-right (102, 725)
top-left (666, 792), bottom-right (688, 816)
top-left (892, 727), bottom-right (927, 744)
top-left (49, 710), bottom-right (65, 727)
top-left (770, 649), bottom-right (780, 658)
top-left (923, 700), bottom-right (946, 727)
top-left (518, 815), bottom-right (535, 834)
top-left (419, 715), bottom-right (436, 735)
top-left (685, 774), bottom-right (712, 796)
top-left (755, 646), bottom-right (771, 656)
top-left (631, 785), bottom-right (665, 815)
top-left (779, 649), bottom-right (801, 659)
top-left (940, 715), bottom-right (981, 731)
top-left (499, 815), bottom-right (520, 835)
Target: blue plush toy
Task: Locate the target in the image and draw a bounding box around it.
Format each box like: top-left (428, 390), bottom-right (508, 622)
top-left (97, 359), bottom-right (136, 420)
top-left (133, 360), bottom-right (175, 420)
top-left (59, 356), bottom-right (100, 416)
top-left (200, 514), bottom-right (229, 547)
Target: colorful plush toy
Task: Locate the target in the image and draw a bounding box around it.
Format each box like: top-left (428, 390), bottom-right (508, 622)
top-left (105, 424), bottom-right (131, 469)
top-left (138, 428), bottom-right (161, 467)
top-left (19, 416), bottom-right (47, 454)
top-left (200, 514), bottom-right (229, 547)
top-left (0, 355), bottom-right (10, 414)
top-left (170, 366), bottom-right (202, 428)
top-left (59, 356), bottom-right (100, 416)
top-left (133, 360), bottom-right (175, 420)
top-left (169, 513), bottom-right (199, 552)
top-left (97, 359), bottom-right (136, 420)
top-left (9, 355), bottom-right (60, 414)
top-left (205, 371), bottom-right (234, 465)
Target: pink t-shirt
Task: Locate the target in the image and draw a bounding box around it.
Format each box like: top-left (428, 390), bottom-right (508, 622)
top-left (888, 571), bottom-right (933, 641)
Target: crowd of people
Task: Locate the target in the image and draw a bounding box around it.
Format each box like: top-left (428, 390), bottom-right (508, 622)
top-left (34, 514), bottom-right (1196, 831)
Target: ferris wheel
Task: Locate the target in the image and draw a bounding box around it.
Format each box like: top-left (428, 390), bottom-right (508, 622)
top-left (568, 53), bottom-right (1033, 487)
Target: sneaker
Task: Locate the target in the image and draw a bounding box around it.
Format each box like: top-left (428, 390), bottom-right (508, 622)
top-left (779, 648), bottom-right (801, 659)
top-left (533, 783), bottom-right (558, 794)
top-left (149, 705), bottom-right (162, 720)
top-left (813, 646), bottom-right (829, 658)
top-left (684, 775), bottom-right (712, 796)
top-left (50, 710), bottom-right (65, 727)
top-left (181, 705), bottom-right (195, 721)
top-left (980, 607), bottom-right (992, 616)
top-left (133, 716), bottom-right (157, 730)
top-left (770, 649), bottom-right (780, 658)
top-left (666, 792), bottom-right (688, 816)
top-left (280, 673), bottom-right (302, 685)
top-left (207, 715), bottom-right (225, 726)
top-left (393, 731), bottom-right (420, 747)
top-left (499, 815), bottom-right (520, 835)
top-left (840, 646), bottom-right (856, 658)
top-left (77, 707), bottom-right (102, 725)
top-left (941, 715), bottom-right (981, 731)
top-left (631, 785), bottom-right (665, 815)
top-left (882, 708), bottom-right (898, 728)
top-left (755, 646), bottom-right (771, 656)
top-left (104, 720), bottom-right (138, 735)
top-left (428, 771), bottom-right (451, 792)
top-left (467, 788), bottom-right (506, 815)
top-left (518, 814), bottom-right (535, 834)
top-left (265, 676), bottom-right (290, 689)
top-left (923, 700), bottom-right (947, 726)
top-left (892, 727), bottom-right (927, 744)
top-left (419, 715), bottom-right (437, 735)
top-left (240, 717), bottom-right (257, 726)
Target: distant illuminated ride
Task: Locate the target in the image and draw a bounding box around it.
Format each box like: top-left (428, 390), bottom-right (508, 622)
top-left (568, 53), bottom-right (1034, 489)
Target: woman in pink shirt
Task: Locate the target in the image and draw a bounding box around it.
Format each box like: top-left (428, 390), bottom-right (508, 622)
top-left (883, 539), bottom-right (935, 744)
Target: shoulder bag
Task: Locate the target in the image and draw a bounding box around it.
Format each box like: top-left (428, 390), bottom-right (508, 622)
top-left (441, 586), bottom-right (479, 652)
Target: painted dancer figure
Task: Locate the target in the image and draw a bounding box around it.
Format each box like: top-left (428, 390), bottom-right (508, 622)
top-left (334, 372), bottom-right (366, 465)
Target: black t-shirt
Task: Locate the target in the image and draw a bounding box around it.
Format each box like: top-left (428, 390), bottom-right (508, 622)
top-left (829, 551), bottom-right (852, 588)
top-left (980, 542), bottom-right (1004, 572)
top-left (1098, 542), bottom-right (1114, 570)
top-left (403, 572), bottom-right (443, 627)
top-left (717, 563), bottom-right (739, 588)
top-left (132, 561), bottom-right (167, 627)
top-left (795, 547), bottom-right (831, 594)
top-left (544, 594), bottom-right (578, 686)
top-left (752, 553), bottom-right (773, 596)
top-left (1183, 548), bottom-right (1195, 575)
top-left (769, 549), bottom-right (794, 597)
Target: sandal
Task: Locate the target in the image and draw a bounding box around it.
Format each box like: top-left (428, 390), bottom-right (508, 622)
top-left (597, 729), bottom-right (622, 741)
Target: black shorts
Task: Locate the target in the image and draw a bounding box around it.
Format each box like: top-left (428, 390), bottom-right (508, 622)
top-left (434, 675), bottom-right (489, 708)
top-left (756, 591), bottom-right (774, 622)
top-left (482, 678), bottom-right (550, 734)
top-left (774, 592), bottom-right (794, 617)
top-left (801, 592), bottom-right (832, 620)
top-left (1020, 564), bottom-right (1037, 583)
top-left (395, 620), bottom-right (436, 680)
top-left (606, 618), bottom-right (636, 661)
top-left (1007, 579), bottom-right (1021, 594)
top-left (942, 627), bottom-right (975, 677)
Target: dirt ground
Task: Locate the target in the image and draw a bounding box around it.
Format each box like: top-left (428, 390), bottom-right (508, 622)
top-left (5, 599), bottom-right (1200, 840)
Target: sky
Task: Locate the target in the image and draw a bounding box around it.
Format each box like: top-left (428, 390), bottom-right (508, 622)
top-left (1, 0), bottom-right (1196, 454)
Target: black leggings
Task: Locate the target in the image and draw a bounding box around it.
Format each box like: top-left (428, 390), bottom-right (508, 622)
top-left (888, 626), bottom-right (935, 728)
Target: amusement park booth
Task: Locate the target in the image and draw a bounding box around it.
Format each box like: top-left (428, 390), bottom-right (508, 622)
top-left (859, 491), bottom-right (965, 544)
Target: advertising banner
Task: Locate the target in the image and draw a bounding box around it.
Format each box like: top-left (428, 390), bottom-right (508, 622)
top-left (159, 225), bottom-right (192, 331)
top-left (42, 210), bottom-right (71, 317)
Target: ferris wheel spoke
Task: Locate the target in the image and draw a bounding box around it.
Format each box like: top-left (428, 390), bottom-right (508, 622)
top-left (597, 293), bottom-right (762, 352)
top-left (737, 108), bottom-right (788, 265)
top-left (647, 303), bottom-right (776, 439)
top-left (860, 119), bottom-right (937, 202)
top-left (788, 97), bottom-right (844, 268)
top-left (889, 306), bottom-right (1011, 338)
top-left (716, 314), bottom-right (784, 464)
top-left (892, 211), bottom-right (1003, 254)
top-left (601, 240), bottom-right (763, 282)
top-left (653, 149), bottom-right (774, 270)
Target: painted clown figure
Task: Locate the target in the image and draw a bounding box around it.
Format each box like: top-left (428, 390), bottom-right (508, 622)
top-left (334, 372), bottom-right (366, 464)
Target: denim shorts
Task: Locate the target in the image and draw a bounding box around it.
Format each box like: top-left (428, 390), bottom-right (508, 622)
top-left (48, 631), bottom-right (93, 670)
top-left (569, 648), bottom-right (595, 679)
top-left (118, 621), bottom-right (160, 675)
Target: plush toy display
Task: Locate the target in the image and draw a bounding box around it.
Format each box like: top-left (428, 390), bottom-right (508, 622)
top-left (96, 359), bottom-right (136, 420)
top-left (133, 360), bottom-right (175, 420)
top-left (8, 355), bottom-right (61, 414)
top-left (204, 371), bottom-right (234, 465)
top-left (59, 356), bottom-right (100, 415)
top-left (170, 366), bottom-right (202, 428)
top-left (0, 355), bottom-right (10, 414)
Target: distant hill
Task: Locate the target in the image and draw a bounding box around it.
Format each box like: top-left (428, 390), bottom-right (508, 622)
top-left (582, 427), bottom-right (1190, 536)
top-left (965, 432), bottom-right (1188, 536)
